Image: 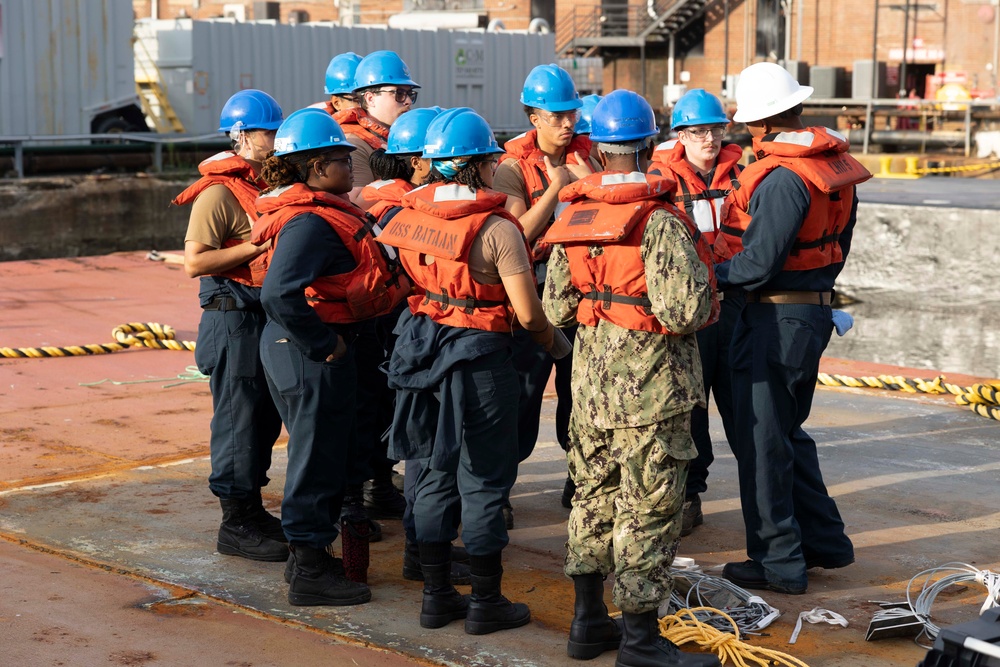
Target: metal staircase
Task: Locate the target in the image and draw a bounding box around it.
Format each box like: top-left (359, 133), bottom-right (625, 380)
top-left (555, 0), bottom-right (710, 60)
top-left (132, 31), bottom-right (185, 133)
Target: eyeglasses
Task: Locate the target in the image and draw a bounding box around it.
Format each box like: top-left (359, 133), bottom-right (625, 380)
top-left (535, 110), bottom-right (581, 127)
top-left (322, 155), bottom-right (353, 169)
top-left (372, 88), bottom-right (418, 104)
top-left (681, 126), bottom-right (727, 140)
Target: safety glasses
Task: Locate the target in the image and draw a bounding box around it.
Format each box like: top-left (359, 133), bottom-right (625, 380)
top-left (534, 109), bottom-right (581, 127)
top-left (681, 126), bottom-right (727, 140)
top-left (373, 88), bottom-right (419, 104)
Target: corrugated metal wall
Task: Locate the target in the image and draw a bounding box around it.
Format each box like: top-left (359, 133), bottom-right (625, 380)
top-left (145, 20), bottom-right (555, 135)
top-left (0, 0), bottom-right (136, 136)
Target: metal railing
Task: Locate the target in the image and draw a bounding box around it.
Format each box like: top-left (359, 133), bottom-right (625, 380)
top-left (0, 133), bottom-right (223, 178)
top-left (555, 0), bottom-right (696, 55)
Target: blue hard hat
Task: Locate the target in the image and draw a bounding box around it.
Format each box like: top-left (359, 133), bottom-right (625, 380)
top-left (272, 108), bottom-right (356, 157)
top-left (575, 94), bottom-right (603, 134)
top-left (218, 89), bottom-right (284, 132)
top-left (589, 90), bottom-right (659, 143)
top-left (671, 89), bottom-right (729, 129)
top-left (386, 108), bottom-right (445, 155)
top-left (423, 107), bottom-right (503, 159)
top-left (352, 50), bottom-right (420, 92)
top-left (324, 52), bottom-right (363, 96)
top-left (520, 64), bottom-right (582, 112)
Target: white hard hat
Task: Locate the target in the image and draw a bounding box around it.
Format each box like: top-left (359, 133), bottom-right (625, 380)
top-left (732, 62), bottom-right (814, 123)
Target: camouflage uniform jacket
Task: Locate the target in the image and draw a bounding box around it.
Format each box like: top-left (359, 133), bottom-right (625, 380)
top-left (543, 207), bottom-right (713, 432)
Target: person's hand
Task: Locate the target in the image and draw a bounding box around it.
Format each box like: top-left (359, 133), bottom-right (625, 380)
top-left (527, 321), bottom-right (555, 352)
top-left (565, 152), bottom-right (593, 182)
top-left (543, 155), bottom-right (572, 191)
top-left (254, 238), bottom-right (272, 252)
top-left (325, 334), bottom-right (347, 362)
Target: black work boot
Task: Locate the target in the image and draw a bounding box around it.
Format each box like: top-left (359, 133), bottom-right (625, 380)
top-left (568, 573), bottom-right (622, 660)
top-left (465, 553), bottom-right (531, 635)
top-left (680, 495), bottom-right (704, 538)
top-left (287, 545), bottom-right (371, 606)
top-left (217, 498), bottom-right (289, 562)
top-left (418, 542), bottom-right (469, 629)
top-left (403, 540), bottom-right (471, 585)
top-left (616, 610), bottom-right (721, 667)
top-left (247, 490), bottom-right (286, 543)
top-left (364, 474), bottom-right (407, 520)
top-left (284, 545), bottom-right (347, 584)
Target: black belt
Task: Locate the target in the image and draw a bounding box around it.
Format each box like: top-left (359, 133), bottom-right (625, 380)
top-left (202, 295), bottom-right (239, 311)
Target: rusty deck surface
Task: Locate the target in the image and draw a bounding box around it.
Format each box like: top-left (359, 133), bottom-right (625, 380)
top-left (2, 252), bottom-right (999, 667)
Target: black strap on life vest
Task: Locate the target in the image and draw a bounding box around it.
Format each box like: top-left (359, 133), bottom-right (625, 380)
top-left (675, 166), bottom-right (741, 216)
top-left (719, 223), bottom-right (744, 237)
top-left (423, 290), bottom-right (505, 315)
top-left (582, 284), bottom-right (653, 315)
top-left (790, 232), bottom-right (841, 255)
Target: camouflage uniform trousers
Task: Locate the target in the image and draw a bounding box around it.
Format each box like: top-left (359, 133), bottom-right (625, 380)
top-left (564, 411), bottom-right (692, 614)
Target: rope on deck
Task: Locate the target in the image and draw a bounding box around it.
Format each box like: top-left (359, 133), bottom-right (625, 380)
top-left (1, 323), bottom-right (195, 358)
top-left (817, 373), bottom-right (1000, 422)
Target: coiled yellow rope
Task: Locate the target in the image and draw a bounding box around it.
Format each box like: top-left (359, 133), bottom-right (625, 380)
top-left (817, 373), bottom-right (1000, 422)
top-left (661, 607), bottom-right (810, 667)
top-left (0, 323), bottom-right (195, 358)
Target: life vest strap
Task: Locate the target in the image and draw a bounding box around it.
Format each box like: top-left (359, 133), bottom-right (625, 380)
top-left (719, 223), bottom-right (745, 238)
top-left (582, 285), bottom-right (653, 314)
top-left (424, 290), bottom-right (505, 315)
top-left (791, 232), bottom-right (841, 253)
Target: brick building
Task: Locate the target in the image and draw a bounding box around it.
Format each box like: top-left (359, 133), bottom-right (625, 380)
top-left (132, 0), bottom-right (547, 30)
top-left (135, 0), bottom-right (999, 105)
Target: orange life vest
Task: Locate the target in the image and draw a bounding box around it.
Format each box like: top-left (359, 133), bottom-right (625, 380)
top-left (171, 151), bottom-right (266, 287)
top-left (333, 107), bottom-right (389, 150)
top-left (499, 129), bottom-right (595, 262)
top-left (376, 182), bottom-right (531, 333)
top-left (253, 183), bottom-right (410, 324)
top-left (361, 178), bottom-right (413, 223)
top-left (543, 172), bottom-right (720, 334)
top-left (648, 141), bottom-right (743, 246)
top-left (500, 130), bottom-right (595, 208)
top-left (713, 127), bottom-right (872, 271)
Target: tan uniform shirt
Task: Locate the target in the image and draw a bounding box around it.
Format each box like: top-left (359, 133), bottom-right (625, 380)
top-left (183, 184), bottom-right (251, 248)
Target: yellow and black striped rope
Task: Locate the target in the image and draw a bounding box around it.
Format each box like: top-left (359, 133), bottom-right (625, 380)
top-left (818, 373), bottom-right (1000, 422)
top-left (913, 159), bottom-right (1000, 175)
top-left (1, 322), bottom-right (195, 358)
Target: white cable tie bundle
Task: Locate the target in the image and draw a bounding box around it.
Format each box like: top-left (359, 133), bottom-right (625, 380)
top-left (745, 595), bottom-right (781, 633)
top-left (974, 569), bottom-right (1000, 614)
top-left (789, 607), bottom-right (848, 644)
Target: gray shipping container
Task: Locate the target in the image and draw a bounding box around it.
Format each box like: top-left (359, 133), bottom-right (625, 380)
top-left (135, 19), bottom-right (555, 136)
top-left (0, 0), bottom-right (145, 136)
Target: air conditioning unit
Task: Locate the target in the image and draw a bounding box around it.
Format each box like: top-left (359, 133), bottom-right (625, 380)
top-left (223, 4), bottom-right (246, 21)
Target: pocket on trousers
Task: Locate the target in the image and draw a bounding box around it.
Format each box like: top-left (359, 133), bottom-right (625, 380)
top-left (767, 317), bottom-right (819, 371)
top-left (227, 311), bottom-right (262, 380)
top-left (261, 338), bottom-right (303, 396)
top-left (193, 313), bottom-right (220, 375)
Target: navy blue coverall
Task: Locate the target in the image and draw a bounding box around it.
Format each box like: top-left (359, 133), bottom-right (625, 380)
top-left (715, 165), bottom-right (856, 592)
top-left (259, 213), bottom-right (359, 549)
top-left (194, 277), bottom-right (283, 501)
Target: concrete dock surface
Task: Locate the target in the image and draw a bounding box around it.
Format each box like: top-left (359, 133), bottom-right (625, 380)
top-left (2, 252), bottom-right (999, 667)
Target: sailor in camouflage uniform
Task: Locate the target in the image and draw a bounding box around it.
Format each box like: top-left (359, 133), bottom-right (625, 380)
top-left (542, 90), bottom-right (720, 667)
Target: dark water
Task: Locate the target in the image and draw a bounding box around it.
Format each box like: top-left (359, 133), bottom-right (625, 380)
top-left (825, 290), bottom-right (1000, 379)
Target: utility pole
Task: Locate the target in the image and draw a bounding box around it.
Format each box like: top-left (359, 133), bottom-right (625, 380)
top-left (899, 0), bottom-right (910, 97)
